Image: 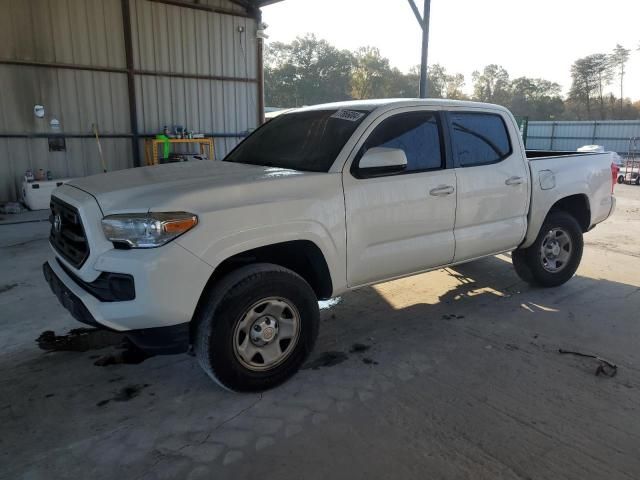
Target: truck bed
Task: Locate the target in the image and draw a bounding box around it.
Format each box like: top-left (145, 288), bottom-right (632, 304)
top-left (525, 150), bottom-right (603, 160)
top-left (522, 150), bottom-right (615, 249)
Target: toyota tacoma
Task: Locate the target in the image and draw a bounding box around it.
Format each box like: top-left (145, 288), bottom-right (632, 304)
top-left (43, 99), bottom-right (617, 391)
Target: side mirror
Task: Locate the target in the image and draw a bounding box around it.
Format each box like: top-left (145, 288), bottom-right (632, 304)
top-left (359, 147), bottom-right (408, 173)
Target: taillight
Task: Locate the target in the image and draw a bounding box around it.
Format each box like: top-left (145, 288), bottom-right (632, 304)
top-left (611, 163), bottom-right (619, 193)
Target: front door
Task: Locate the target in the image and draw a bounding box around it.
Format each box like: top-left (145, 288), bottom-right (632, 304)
top-left (343, 109), bottom-right (457, 287)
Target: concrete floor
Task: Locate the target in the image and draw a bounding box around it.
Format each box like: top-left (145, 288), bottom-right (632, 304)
top-left (1, 185), bottom-right (639, 480)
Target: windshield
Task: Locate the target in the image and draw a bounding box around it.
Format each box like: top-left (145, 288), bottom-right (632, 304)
top-left (224, 109), bottom-right (370, 172)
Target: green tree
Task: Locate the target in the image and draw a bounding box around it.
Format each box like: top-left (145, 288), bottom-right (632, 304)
top-left (445, 73), bottom-right (467, 100)
top-left (472, 65), bottom-right (511, 105)
top-left (380, 64), bottom-right (467, 99)
top-left (569, 54), bottom-right (614, 120)
top-left (263, 37), bottom-right (638, 120)
top-left (387, 66), bottom-right (419, 97)
top-left (351, 47), bottom-right (392, 99)
top-left (426, 64), bottom-right (448, 98)
top-left (593, 53), bottom-right (614, 119)
top-left (425, 64), bottom-right (467, 99)
top-left (264, 34), bottom-right (353, 107)
top-left (611, 44), bottom-right (631, 115)
top-left (569, 56), bottom-right (599, 119)
top-left (510, 77), bottom-right (564, 120)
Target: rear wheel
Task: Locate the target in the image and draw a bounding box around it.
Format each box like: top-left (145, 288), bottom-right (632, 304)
top-left (194, 263), bottom-right (319, 392)
top-left (512, 211), bottom-right (583, 288)
top-left (617, 175), bottom-right (624, 184)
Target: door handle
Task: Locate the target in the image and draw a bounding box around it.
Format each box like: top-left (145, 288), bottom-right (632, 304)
top-left (429, 185), bottom-right (455, 196)
top-left (505, 176), bottom-right (524, 186)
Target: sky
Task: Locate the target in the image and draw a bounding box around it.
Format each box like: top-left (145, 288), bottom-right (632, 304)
top-left (262, 0), bottom-right (640, 100)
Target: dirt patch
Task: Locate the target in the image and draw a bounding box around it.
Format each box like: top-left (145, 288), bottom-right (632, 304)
top-left (0, 283), bottom-right (18, 294)
top-left (303, 351), bottom-right (348, 370)
top-left (97, 384), bottom-right (150, 407)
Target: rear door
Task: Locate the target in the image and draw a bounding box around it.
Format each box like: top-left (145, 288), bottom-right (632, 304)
top-left (343, 108), bottom-right (457, 287)
top-left (447, 110), bottom-right (530, 262)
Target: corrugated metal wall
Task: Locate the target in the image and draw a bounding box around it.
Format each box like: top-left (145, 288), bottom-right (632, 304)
top-left (130, 0), bottom-right (258, 157)
top-left (527, 121), bottom-right (640, 154)
top-left (0, 0), bottom-right (130, 202)
top-left (0, 0), bottom-right (259, 202)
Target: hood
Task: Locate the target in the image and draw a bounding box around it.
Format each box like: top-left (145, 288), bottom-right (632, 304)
top-left (69, 161), bottom-right (312, 213)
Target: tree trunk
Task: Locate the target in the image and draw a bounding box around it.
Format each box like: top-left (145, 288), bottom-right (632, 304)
top-left (620, 66), bottom-right (625, 117)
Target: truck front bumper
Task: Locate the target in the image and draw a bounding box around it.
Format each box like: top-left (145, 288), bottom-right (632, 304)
top-left (43, 241), bottom-right (214, 355)
top-left (43, 261), bottom-right (191, 354)
top-left (44, 261), bottom-right (195, 354)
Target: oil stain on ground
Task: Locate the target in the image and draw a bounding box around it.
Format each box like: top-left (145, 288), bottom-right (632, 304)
top-left (36, 329), bottom-right (152, 365)
top-left (97, 384), bottom-right (151, 407)
top-left (349, 343), bottom-right (371, 353)
top-left (36, 328), bottom-right (124, 352)
top-left (93, 343), bottom-right (151, 366)
top-left (0, 283), bottom-right (18, 294)
top-left (303, 351), bottom-right (348, 370)
top-left (303, 344), bottom-right (376, 370)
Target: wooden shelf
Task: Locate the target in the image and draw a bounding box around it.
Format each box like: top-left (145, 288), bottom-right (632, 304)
top-left (144, 137), bottom-right (215, 166)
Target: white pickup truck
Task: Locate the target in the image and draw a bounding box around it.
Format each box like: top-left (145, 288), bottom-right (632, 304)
top-left (43, 99), bottom-right (617, 391)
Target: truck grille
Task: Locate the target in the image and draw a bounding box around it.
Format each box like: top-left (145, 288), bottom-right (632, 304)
top-left (49, 197), bottom-right (90, 268)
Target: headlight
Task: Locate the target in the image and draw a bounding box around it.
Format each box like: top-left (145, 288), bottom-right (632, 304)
top-left (101, 212), bottom-right (198, 248)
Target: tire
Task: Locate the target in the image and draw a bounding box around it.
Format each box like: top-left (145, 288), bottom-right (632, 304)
top-left (635, 176), bottom-right (640, 186)
top-left (512, 211), bottom-right (583, 288)
top-left (617, 175), bottom-right (624, 184)
top-left (194, 263), bottom-right (319, 392)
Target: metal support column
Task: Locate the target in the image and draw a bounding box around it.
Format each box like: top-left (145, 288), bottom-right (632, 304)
top-left (407, 0), bottom-right (431, 98)
top-left (121, 0), bottom-right (141, 168)
top-left (254, 8), bottom-right (265, 125)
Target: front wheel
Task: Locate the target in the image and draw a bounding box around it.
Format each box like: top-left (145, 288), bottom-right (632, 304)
top-left (512, 211), bottom-right (584, 288)
top-left (194, 263), bottom-right (319, 392)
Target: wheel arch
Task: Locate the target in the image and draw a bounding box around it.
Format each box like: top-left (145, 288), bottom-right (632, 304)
top-left (189, 239), bottom-right (333, 343)
top-left (547, 194), bottom-right (591, 232)
top-left (207, 239), bottom-right (333, 300)
top-left (522, 193), bottom-right (591, 248)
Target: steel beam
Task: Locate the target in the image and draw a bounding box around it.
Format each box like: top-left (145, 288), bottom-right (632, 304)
top-left (255, 8), bottom-right (266, 125)
top-left (135, 70), bottom-right (257, 83)
top-left (0, 59), bottom-right (127, 74)
top-left (419, 0), bottom-right (431, 98)
top-left (406, 0), bottom-right (431, 98)
top-left (147, 0), bottom-right (252, 18)
top-left (406, 0), bottom-right (423, 26)
top-left (121, 0), bottom-right (141, 168)
top-left (255, 0), bottom-right (286, 6)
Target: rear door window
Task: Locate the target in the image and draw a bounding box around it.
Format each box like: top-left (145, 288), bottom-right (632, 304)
top-left (450, 112), bottom-right (512, 167)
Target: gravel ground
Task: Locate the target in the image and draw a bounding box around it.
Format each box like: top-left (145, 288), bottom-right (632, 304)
top-left (1, 184), bottom-right (639, 480)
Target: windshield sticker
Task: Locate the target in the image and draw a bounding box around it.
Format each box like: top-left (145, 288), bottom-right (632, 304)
top-left (330, 110), bottom-right (366, 122)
